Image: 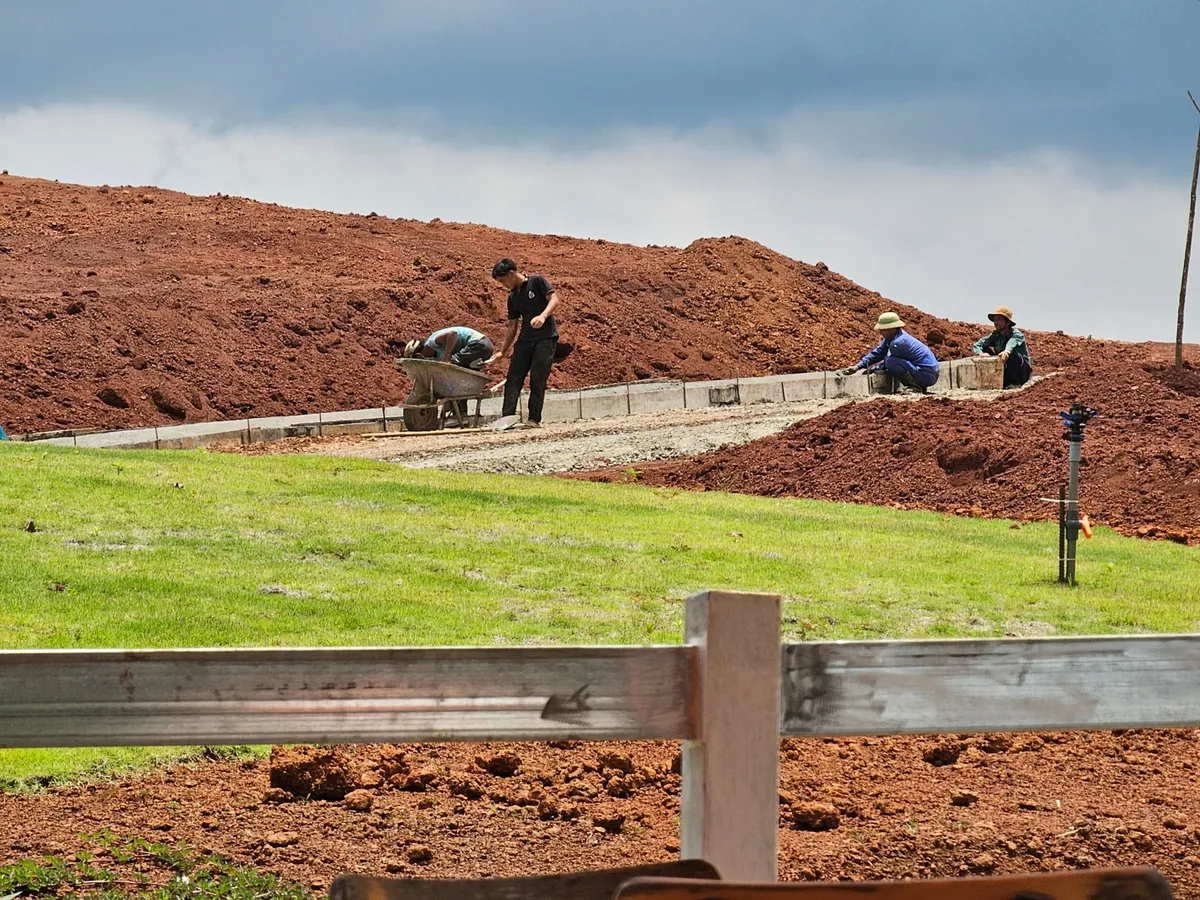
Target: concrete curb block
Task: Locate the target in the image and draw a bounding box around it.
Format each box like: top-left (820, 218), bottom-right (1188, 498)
top-left (580, 384), bottom-right (630, 420)
top-left (318, 408), bottom-right (386, 437)
top-left (930, 362), bottom-right (953, 394)
top-left (684, 379), bottom-right (739, 409)
top-left (629, 381), bottom-right (686, 415)
top-left (826, 372), bottom-right (871, 399)
top-left (781, 373), bottom-right (826, 402)
top-left (953, 356), bottom-right (1004, 391)
top-left (737, 375), bottom-right (786, 405)
top-left (156, 420), bottom-right (252, 450)
top-left (249, 413), bottom-right (321, 442)
top-left (539, 391), bottom-right (582, 424)
top-left (868, 373), bottom-right (895, 395)
top-left (15, 356), bottom-right (1004, 451)
top-left (75, 428), bottom-right (160, 450)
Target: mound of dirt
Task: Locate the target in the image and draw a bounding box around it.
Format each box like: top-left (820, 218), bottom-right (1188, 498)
top-left (3, 174), bottom-right (1008, 433)
top-left (579, 346), bottom-right (1200, 544)
top-left (268, 746), bottom-right (360, 801)
top-left (7, 733), bottom-right (1200, 894)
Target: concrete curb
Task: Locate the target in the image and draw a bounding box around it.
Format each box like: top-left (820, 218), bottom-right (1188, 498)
top-left (11, 357), bottom-right (1001, 451)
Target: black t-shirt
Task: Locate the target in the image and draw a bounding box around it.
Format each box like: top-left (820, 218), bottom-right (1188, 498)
top-left (507, 275), bottom-right (559, 343)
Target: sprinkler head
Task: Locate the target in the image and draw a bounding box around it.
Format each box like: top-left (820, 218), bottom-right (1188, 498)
top-left (1059, 401), bottom-right (1099, 442)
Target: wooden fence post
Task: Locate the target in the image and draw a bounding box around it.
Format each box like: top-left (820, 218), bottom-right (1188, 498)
top-left (680, 590), bottom-right (781, 882)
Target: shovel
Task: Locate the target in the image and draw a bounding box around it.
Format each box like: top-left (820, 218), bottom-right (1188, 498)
top-left (485, 415), bottom-right (521, 432)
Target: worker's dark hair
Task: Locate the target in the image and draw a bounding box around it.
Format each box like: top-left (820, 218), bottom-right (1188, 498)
top-left (491, 258), bottom-right (518, 279)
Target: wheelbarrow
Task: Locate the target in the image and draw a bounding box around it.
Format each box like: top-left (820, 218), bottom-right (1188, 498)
top-left (396, 358), bottom-right (499, 431)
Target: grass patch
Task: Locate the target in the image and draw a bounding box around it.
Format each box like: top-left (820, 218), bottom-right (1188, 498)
top-left (0, 441), bottom-right (1196, 783)
top-left (0, 746), bottom-right (258, 794)
top-left (0, 831), bottom-right (308, 899)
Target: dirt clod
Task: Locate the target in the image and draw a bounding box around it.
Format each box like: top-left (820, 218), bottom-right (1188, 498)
top-left (448, 776), bottom-right (483, 800)
top-left (968, 852), bottom-right (997, 873)
top-left (976, 735), bottom-right (1013, 754)
top-left (96, 387), bottom-right (130, 409)
top-left (399, 769), bottom-right (439, 791)
top-left (922, 742), bottom-right (964, 767)
top-left (407, 845), bottom-right (433, 864)
top-left (791, 802), bottom-right (840, 832)
top-left (266, 831), bottom-right (300, 847)
top-left (269, 745), bottom-right (358, 801)
top-left (149, 388), bottom-right (188, 420)
top-left (475, 752), bottom-right (521, 777)
top-left (592, 813), bottom-right (626, 834)
top-left (343, 789), bottom-right (374, 812)
top-left (598, 752), bottom-right (634, 774)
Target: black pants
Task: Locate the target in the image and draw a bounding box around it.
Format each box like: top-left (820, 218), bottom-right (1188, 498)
top-left (1002, 354), bottom-right (1032, 388)
top-left (503, 339), bottom-right (555, 422)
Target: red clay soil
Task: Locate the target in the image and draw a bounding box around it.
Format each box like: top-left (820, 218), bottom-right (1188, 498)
top-left (579, 347), bottom-right (1200, 545)
top-left (5, 734), bottom-right (1200, 896)
top-left (2, 174), bottom-right (1012, 434)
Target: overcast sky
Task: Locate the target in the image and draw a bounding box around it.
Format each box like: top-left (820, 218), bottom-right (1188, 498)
top-left (2, 0), bottom-right (1199, 341)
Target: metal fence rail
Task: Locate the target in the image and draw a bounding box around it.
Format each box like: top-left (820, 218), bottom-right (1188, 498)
top-left (0, 645), bottom-right (694, 747)
top-left (781, 634), bottom-right (1200, 735)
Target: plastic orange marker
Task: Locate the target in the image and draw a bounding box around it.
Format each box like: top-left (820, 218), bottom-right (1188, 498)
top-left (1080, 515), bottom-right (1093, 539)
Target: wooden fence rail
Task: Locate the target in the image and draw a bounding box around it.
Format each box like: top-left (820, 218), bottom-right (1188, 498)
top-left (5, 591), bottom-right (1200, 883)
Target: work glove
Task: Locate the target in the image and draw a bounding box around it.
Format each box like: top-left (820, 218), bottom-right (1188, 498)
top-left (839, 366), bottom-right (859, 376)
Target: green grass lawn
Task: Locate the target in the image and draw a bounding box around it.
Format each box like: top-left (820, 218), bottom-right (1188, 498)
top-left (1, 440), bottom-right (1197, 787)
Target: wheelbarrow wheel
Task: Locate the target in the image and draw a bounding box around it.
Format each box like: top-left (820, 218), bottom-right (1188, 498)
top-left (403, 390), bottom-right (439, 432)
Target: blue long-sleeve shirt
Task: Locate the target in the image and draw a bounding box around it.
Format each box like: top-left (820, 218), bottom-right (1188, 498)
top-left (857, 330), bottom-right (938, 373)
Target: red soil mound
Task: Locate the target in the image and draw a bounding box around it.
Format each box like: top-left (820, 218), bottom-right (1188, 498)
top-left (0, 175), bottom-right (983, 434)
top-left (581, 348), bottom-right (1200, 544)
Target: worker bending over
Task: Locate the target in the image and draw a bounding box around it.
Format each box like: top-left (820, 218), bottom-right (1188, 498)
top-left (841, 312), bottom-right (940, 393)
top-left (973, 306), bottom-right (1032, 388)
top-left (402, 326), bottom-right (494, 370)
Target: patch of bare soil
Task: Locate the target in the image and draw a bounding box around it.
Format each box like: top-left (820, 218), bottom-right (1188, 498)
top-left (5, 733), bottom-right (1200, 895)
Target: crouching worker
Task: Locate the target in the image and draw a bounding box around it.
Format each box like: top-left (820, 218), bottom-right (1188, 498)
top-left (840, 311), bottom-right (940, 393)
top-left (973, 306), bottom-right (1032, 388)
top-left (402, 326), bottom-right (494, 370)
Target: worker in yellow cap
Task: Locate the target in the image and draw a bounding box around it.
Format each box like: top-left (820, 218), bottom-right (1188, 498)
top-left (973, 306), bottom-right (1032, 388)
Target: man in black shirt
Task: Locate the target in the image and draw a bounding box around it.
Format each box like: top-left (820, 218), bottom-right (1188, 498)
top-left (489, 257), bottom-right (560, 426)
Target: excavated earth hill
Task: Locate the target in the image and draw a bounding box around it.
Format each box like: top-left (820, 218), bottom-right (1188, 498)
top-left (3, 174), bottom-right (1022, 433)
